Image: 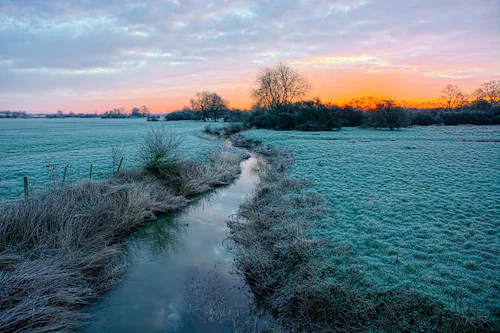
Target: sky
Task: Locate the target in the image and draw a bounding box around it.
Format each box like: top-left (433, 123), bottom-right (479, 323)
top-left (0, 0), bottom-right (499, 113)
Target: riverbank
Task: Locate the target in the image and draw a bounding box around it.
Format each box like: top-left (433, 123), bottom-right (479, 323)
top-left (0, 129), bottom-right (248, 332)
top-left (83, 153), bottom-right (271, 332)
top-left (227, 127), bottom-right (499, 332)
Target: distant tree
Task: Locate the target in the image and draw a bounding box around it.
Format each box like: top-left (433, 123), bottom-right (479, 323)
top-left (140, 105), bottom-right (150, 116)
top-left (472, 88), bottom-right (486, 101)
top-left (295, 98), bottom-right (341, 131)
top-left (251, 61), bottom-right (311, 112)
top-left (347, 96), bottom-right (381, 110)
top-left (190, 91), bottom-right (228, 122)
top-left (481, 80), bottom-right (500, 107)
top-left (131, 107), bottom-right (142, 117)
top-left (371, 100), bottom-right (409, 130)
top-left (440, 85), bottom-right (466, 110)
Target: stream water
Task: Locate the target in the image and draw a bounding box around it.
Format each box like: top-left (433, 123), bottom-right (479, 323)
top-left (83, 155), bottom-right (270, 333)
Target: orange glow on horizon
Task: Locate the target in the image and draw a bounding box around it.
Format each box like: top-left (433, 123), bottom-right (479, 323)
top-left (20, 66), bottom-right (495, 114)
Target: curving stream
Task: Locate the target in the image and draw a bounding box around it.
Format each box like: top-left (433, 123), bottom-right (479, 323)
top-left (83, 155), bottom-right (270, 333)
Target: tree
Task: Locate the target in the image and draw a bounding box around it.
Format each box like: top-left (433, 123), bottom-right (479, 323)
top-left (140, 105), bottom-right (150, 116)
top-left (190, 91), bottom-right (228, 122)
top-left (347, 96), bottom-right (381, 110)
top-left (481, 80), bottom-right (500, 107)
top-left (251, 61), bottom-right (311, 112)
top-left (131, 106), bottom-right (149, 117)
top-left (371, 100), bottom-right (409, 130)
top-left (440, 85), bottom-right (466, 110)
top-left (131, 107), bottom-right (142, 117)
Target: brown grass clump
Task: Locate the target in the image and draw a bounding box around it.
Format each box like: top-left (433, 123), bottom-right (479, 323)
top-left (0, 178), bottom-right (187, 332)
top-left (0, 128), bottom-right (248, 332)
top-left (226, 143), bottom-right (497, 332)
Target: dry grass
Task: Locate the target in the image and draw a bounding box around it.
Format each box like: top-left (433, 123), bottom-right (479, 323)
top-left (158, 145), bottom-right (250, 196)
top-left (226, 142), bottom-right (497, 332)
top-left (0, 129), bottom-right (248, 332)
top-left (0, 177), bottom-right (187, 332)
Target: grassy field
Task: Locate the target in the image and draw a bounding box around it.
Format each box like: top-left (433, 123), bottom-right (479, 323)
top-left (0, 122), bottom-right (248, 332)
top-left (0, 119), bottom-right (224, 200)
top-left (241, 125), bottom-right (500, 324)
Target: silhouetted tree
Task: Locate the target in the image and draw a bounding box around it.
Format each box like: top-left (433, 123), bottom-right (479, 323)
top-left (140, 105), bottom-right (150, 116)
top-left (481, 80), bottom-right (500, 107)
top-left (347, 96), bottom-right (381, 110)
top-left (371, 100), bottom-right (409, 130)
top-left (131, 107), bottom-right (142, 117)
top-left (440, 85), bottom-right (466, 110)
top-left (251, 62), bottom-right (311, 112)
top-left (190, 91), bottom-right (228, 122)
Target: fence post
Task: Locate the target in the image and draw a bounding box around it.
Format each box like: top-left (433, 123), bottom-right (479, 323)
top-left (89, 164), bottom-right (93, 181)
top-left (62, 164), bottom-right (69, 184)
top-left (117, 157), bottom-right (124, 173)
top-left (23, 176), bottom-right (28, 200)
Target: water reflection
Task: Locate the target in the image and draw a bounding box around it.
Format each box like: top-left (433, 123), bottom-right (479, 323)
top-left (83, 156), bottom-right (271, 333)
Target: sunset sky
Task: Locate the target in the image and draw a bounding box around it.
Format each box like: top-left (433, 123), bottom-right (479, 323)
top-left (1, 0), bottom-right (499, 113)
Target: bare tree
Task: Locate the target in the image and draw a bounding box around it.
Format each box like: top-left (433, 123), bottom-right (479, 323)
top-left (481, 80), bottom-right (500, 107)
top-left (140, 105), bottom-right (150, 116)
top-left (347, 96), bottom-right (382, 110)
top-left (131, 107), bottom-right (142, 117)
top-left (440, 85), bottom-right (466, 110)
top-left (190, 91), bottom-right (228, 122)
top-left (251, 62), bottom-right (311, 112)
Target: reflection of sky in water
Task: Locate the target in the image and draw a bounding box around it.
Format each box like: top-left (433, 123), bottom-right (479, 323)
top-left (83, 156), bottom-right (270, 333)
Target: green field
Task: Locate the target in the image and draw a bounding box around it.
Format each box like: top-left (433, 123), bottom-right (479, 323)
top-left (242, 125), bottom-right (500, 320)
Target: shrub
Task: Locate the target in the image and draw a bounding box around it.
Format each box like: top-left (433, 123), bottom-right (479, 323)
top-left (165, 110), bottom-right (192, 121)
top-left (278, 112), bottom-right (297, 130)
top-left (410, 110), bottom-right (442, 125)
top-left (339, 107), bottom-right (366, 127)
top-left (138, 127), bottom-right (182, 173)
top-left (369, 101), bottom-right (410, 130)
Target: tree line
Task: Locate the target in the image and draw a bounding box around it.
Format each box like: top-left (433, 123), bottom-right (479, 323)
top-left (101, 106), bottom-right (151, 118)
top-left (168, 62), bottom-right (499, 130)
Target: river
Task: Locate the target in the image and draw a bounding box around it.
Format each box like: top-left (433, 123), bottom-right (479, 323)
top-left (83, 154), bottom-right (270, 333)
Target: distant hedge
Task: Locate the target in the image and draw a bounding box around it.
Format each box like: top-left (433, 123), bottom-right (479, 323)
top-left (245, 102), bottom-right (500, 131)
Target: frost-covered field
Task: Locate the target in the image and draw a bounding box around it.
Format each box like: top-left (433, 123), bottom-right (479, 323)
top-left (242, 125), bottom-right (500, 320)
top-left (0, 119), bottom-right (219, 200)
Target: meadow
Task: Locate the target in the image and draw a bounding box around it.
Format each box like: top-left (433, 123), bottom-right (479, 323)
top-left (0, 119), bottom-right (221, 200)
top-left (240, 125), bottom-right (500, 326)
top-left (0, 119), bottom-right (248, 332)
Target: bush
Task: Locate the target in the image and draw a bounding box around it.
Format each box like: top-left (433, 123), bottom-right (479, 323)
top-left (410, 110), bottom-right (442, 125)
top-left (246, 100), bottom-right (342, 131)
top-left (368, 101), bottom-right (410, 130)
top-left (138, 127), bottom-right (182, 172)
top-left (440, 111), bottom-right (500, 125)
top-left (165, 110), bottom-right (192, 121)
top-left (222, 123), bottom-right (245, 135)
top-left (338, 107), bottom-right (366, 127)
top-left (278, 112), bottom-right (297, 130)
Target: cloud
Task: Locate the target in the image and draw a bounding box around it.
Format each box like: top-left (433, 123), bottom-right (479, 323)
top-left (0, 0), bottom-right (498, 111)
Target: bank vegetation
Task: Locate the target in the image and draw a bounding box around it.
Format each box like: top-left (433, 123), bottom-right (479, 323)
top-left (0, 127), bottom-right (248, 332)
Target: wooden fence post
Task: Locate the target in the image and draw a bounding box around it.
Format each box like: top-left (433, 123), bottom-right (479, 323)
top-left (117, 157), bottom-right (124, 173)
top-left (62, 164), bottom-right (69, 184)
top-left (23, 176), bottom-right (28, 200)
